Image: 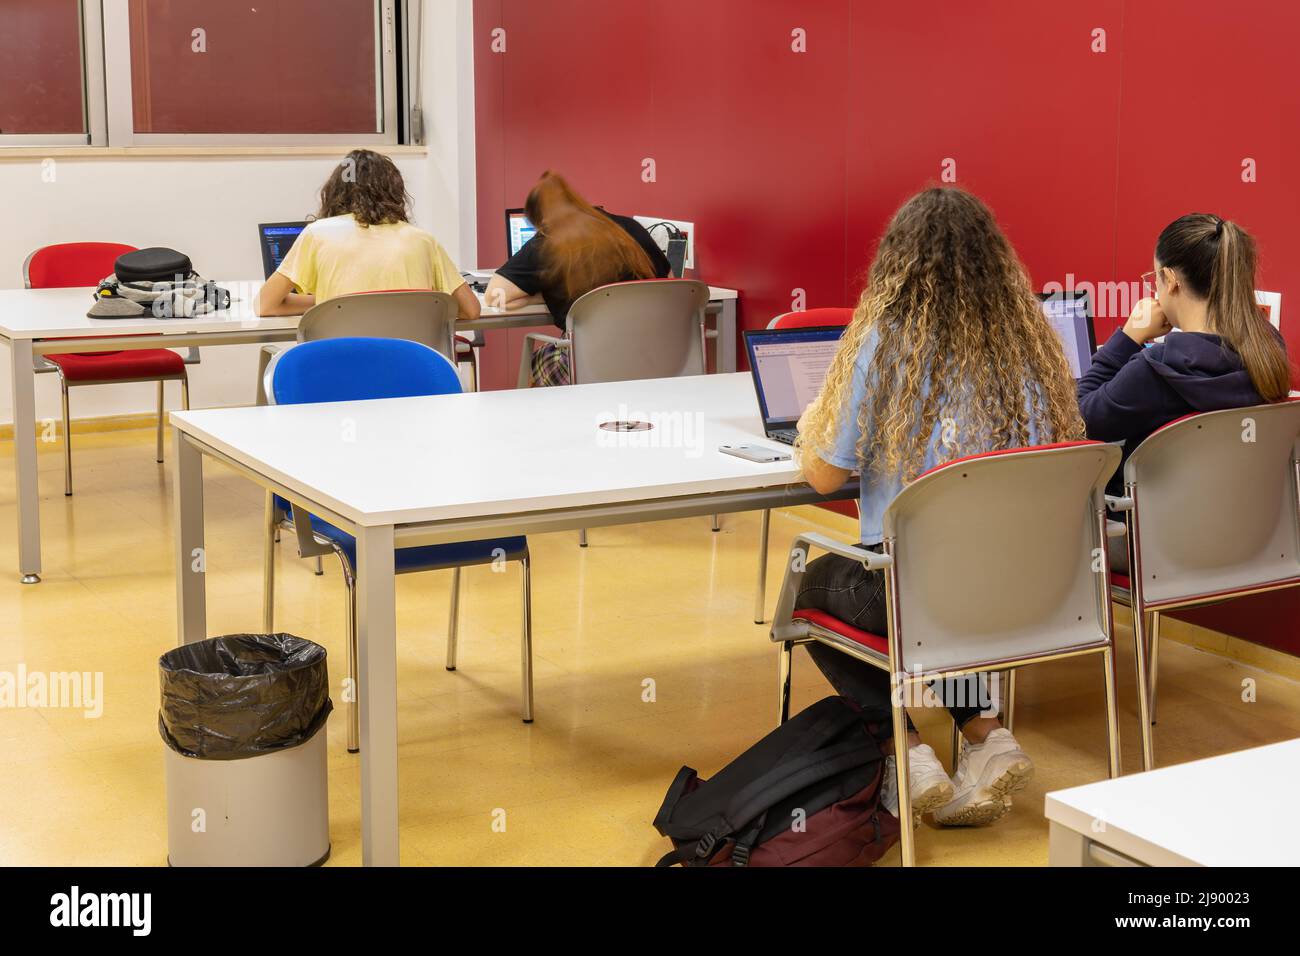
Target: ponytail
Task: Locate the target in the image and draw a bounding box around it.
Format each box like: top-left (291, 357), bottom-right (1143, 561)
top-left (1155, 213), bottom-right (1291, 402)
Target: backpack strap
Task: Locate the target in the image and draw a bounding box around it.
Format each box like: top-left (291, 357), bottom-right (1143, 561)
top-left (722, 738), bottom-right (878, 835)
top-left (652, 766), bottom-right (699, 838)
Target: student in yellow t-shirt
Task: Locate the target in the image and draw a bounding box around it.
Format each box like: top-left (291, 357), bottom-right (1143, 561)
top-left (255, 149), bottom-right (480, 321)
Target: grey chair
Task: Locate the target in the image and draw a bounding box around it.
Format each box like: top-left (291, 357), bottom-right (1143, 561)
top-left (769, 441), bottom-right (1123, 866)
top-left (516, 278), bottom-right (715, 544)
top-left (1106, 401), bottom-right (1300, 771)
top-left (255, 289), bottom-right (470, 404)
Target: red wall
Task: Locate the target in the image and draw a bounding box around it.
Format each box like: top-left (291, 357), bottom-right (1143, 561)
top-left (472, 0), bottom-right (1300, 654)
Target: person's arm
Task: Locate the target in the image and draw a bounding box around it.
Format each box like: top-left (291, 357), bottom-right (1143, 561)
top-left (483, 273), bottom-right (543, 310)
top-left (1078, 298), bottom-right (1172, 441)
top-left (452, 282), bottom-right (481, 321)
top-left (255, 272), bottom-right (315, 317)
top-left (802, 453), bottom-right (853, 495)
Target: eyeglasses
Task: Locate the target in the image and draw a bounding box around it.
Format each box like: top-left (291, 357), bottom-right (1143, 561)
top-left (1141, 270), bottom-right (1160, 299)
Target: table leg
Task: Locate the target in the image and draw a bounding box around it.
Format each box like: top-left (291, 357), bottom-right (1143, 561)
top-left (1048, 823), bottom-right (1090, 866)
top-left (173, 429), bottom-right (207, 645)
top-left (356, 524), bottom-right (399, 867)
top-left (8, 339), bottom-right (42, 583)
top-left (717, 299), bottom-right (737, 373)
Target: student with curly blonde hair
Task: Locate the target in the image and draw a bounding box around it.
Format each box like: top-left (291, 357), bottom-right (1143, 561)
top-left (795, 187), bottom-right (1084, 827)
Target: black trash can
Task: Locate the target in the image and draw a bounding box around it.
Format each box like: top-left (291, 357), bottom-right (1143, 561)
top-left (159, 633), bottom-right (333, 866)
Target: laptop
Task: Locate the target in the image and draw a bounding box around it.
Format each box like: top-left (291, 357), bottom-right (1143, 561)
top-left (743, 326), bottom-right (846, 445)
top-left (505, 208), bottom-right (536, 260)
top-left (1037, 289), bottom-right (1097, 379)
top-left (258, 222), bottom-right (308, 279)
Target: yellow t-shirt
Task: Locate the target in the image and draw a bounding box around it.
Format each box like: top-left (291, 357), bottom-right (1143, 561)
top-left (278, 214), bottom-right (465, 304)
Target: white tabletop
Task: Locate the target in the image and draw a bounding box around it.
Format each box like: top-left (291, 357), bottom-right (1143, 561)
top-left (171, 373), bottom-right (797, 527)
top-left (0, 280), bottom-right (738, 340)
top-left (1045, 737), bottom-right (1300, 866)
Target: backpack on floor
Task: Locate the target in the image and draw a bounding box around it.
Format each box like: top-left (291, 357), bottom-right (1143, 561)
top-left (653, 696), bottom-right (900, 867)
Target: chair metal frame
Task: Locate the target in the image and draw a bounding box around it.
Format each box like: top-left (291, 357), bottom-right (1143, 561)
top-left (1103, 402), bottom-right (1300, 771)
top-left (768, 442), bottom-right (1124, 866)
top-left (24, 246), bottom-right (199, 496)
top-left (262, 339), bottom-right (535, 754)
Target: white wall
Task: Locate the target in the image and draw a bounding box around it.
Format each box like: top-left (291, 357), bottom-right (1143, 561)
top-left (0, 0), bottom-right (476, 426)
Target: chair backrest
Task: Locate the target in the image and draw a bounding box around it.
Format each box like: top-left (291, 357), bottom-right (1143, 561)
top-left (298, 290), bottom-right (459, 363)
top-left (768, 307), bottom-right (854, 329)
top-left (566, 279), bottom-right (710, 384)
top-left (25, 242), bottom-right (137, 289)
top-left (1123, 401), bottom-right (1300, 605)
top-left (269, 336), bottom-right (462, 406)
top-left (882, 441), bottom-right (1121, 673)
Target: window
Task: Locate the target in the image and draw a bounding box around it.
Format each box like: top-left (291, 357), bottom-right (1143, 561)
top-left (0, 0), bottom-right (412, 147)
top-left (0, 0), bottom-right (94, 144)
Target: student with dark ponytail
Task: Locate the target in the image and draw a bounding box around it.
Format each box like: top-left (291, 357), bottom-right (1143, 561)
top-left (1079, 213), bottom-right (1291, 483)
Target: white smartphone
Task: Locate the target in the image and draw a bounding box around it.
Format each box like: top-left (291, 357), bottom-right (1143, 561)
top-left (719, 443), bottom-right (791, 463)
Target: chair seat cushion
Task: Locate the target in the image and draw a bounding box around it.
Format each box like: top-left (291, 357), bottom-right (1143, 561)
top-left (48, 348), bottom-right (185, 382)
top-left (272, 496), bottom-right (526, 572)
top-left (792, 608), bottom-right (889, 655)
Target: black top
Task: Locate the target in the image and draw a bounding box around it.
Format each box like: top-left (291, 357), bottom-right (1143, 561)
top-left (1078, 328), bottom-right (1267, 493)
top-left (495, 209), bottom-right (671, 329)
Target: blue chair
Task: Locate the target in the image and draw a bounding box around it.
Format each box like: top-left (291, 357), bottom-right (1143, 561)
top-left (262, 337), bottom-right (534, 753)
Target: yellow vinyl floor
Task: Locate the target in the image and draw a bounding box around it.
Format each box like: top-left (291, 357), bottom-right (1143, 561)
top-left (1, 426), bottom-right (1299, 866)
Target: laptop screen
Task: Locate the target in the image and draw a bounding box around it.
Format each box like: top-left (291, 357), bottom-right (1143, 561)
top-left (1037, 290), bottom-right (1096, 378)
top-left (259, 222), bottom-right (307, 279)
top-left (744, 326), bottom-right (845, 427)
top-left (505, 208), bottom-right (537, 260)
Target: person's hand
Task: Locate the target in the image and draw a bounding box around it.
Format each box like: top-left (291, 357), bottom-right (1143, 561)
top-left (1123, 297), bottom-right (1172, 345)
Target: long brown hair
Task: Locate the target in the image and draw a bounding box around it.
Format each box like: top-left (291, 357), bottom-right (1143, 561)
top-left (1155, 213), bottom-right (1290, 401)
top-left (524, 171), bottom-right (655, 299)
top-left (798, 187), bottom-right (1084, 481)
top-left (317, 149), bottom-right (411, 227)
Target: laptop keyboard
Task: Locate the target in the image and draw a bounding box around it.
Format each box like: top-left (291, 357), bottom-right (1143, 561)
top-left (770, 428), bottom-right (797, 445)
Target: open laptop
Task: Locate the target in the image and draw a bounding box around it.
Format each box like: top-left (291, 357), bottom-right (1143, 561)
top-left (505, 208), bottom-right (536, 260)
top-left (258, 222), bottom-right (307, 279)
top-left (743, 326), bottom-right (846, 445)
top-left (1038, 289), bottom-right (1096, 379)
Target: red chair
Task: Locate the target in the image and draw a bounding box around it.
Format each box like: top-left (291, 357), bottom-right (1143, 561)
top-left (753, 307), bottom-right (856, 623)
top-left (24, 242), bottom-right (196, 496)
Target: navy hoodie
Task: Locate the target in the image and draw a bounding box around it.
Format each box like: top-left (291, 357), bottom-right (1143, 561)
top-left (1078, 329), bottom-right (1265, 488)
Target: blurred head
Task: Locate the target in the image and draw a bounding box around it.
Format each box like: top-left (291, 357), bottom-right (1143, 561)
top-left (798, 186), bottom-right (1084, 480)
top-left (1153, 213), bottom-right (1289, 401)
top-left (524, 171), bottom-right (655, 300)
top-left (317, 149), bottom-right (411, 227)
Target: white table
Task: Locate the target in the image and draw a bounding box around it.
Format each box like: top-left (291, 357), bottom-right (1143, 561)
top-left (1045, 737), bottom-right (1300, 866)
top-left (0, 279), bottom-right (739, 583)
top-left (171, 373), bottom-right (844, 866)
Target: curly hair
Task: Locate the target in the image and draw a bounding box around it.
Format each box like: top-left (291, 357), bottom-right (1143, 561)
top-left (797, 187), bottom-right (1084, 482)
top-left (317, 149), bottom-right (411, 227)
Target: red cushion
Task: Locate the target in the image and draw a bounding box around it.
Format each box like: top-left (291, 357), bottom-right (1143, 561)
top-left (792, 608), bottom-right (889, 655)
top-left (1110, 572), bottom-right (1130, 589)
top-left (769, 307), bottom-right (854, 329)
top-left (27, 242), bottom-right (136, 289)
top-left (47, 349), bottom-right (185, 382)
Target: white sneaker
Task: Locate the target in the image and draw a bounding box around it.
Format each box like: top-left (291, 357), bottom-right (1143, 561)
top-left (933, 728), bottom-right (1034, 827)
top-left (880, 744), bottom-right (954, 826)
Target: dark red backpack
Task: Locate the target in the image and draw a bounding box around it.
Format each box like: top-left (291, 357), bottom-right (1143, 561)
top-left (653, 696), bottom-right (900, 867)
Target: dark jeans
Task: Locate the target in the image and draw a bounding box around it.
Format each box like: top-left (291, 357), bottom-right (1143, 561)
top-left (793, 548), bottom-right (993, 732)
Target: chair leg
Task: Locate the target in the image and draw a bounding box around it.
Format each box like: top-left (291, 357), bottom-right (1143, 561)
top-left (1002, 669), bottom-right (1016, 734)
top-left (1102, 646), bottom-right (1122, 778)
top-left (777, 641), bottom-right (793, 724)
top-left (892, 689), bottom-right (916, 867)
top-left (340, 552), bottom-right (359, 754)
top-left (754, 509), bottom-right (771, 624)
top-left (711, 514), bottom-right (721, 532)
top-left (1149, 611), bottom-right (1161, 726)
top-left (181, 375), bottom-right (190, 410)
top-left (578, 529), bottom-right (588, 548)
top-left (60, 377), bottom-right (72, 497)
top-left (155, 380), bottom-right (165, 463)
top-left (314, 555), bottom-right (324, 576)
top-left (520, 556), bottom-right (534, 723)
top-left (262, 491), bottom-right (276, 633)
top-left (1132, 603), bottom-right (1155, 771)
top-left (445, 566), bottom-right (461, 670)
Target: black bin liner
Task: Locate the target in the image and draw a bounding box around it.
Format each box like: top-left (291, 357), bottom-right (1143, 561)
top-left (159, 634), bottom-right (332, 760)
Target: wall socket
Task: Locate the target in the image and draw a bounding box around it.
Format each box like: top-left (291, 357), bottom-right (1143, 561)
top-left (634, 216), bottom-right (695, 270)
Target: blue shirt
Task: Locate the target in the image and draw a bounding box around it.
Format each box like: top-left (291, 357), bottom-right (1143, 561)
top-left (823, 329), bottom-right (1043, 544)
